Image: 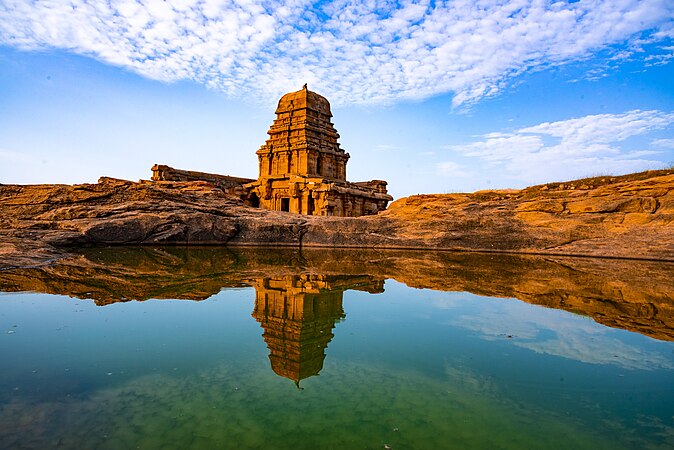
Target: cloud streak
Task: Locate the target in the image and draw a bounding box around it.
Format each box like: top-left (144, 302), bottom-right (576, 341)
top-left (444, 109), bottom-right (674, 184)
top-left (436, 294), bottom-right (674, 371)
top-left (0, 0), bottom-right (672, 106)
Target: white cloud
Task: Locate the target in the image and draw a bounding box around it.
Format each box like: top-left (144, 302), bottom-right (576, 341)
top-left (651, 137), bottom-right (674, 148)
top-left (437, 160), bottom-right (473, 178)
top-left (645, 45), bottom-right (674, 66)
top-left (0, 149), bottom-right (39, 164)
top-left (375, 144), bottom-right (401, 151)
top-left (445, 110), bottom-right (674, 184)
top-left (445, 297), bottom-right (674, 370)
top-left (0, 0), bottom-right (672, 106)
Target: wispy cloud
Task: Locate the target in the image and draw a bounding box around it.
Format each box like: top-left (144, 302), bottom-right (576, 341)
top-left (375, 144), bottom-right (401, 151)
top-left (437, 161), bottom-right (473, 178)
top-left (0, 149), bottom-right (39, 164)
top-left (444, 110), bottom-right (674, 183)
top-left (439, 295), bottom-right (674, 370)
top-left (0, 0), bottom-right (671, 106)
top-left (651, 137), bottom-right (674, 148)
top-left (645, 45), bottom-right (674, 66)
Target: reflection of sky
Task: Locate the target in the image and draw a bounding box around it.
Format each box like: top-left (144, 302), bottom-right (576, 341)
top-left (423, 289), bottom-right (674, 371)
top-left (2, 283), bottom-right (673, 449)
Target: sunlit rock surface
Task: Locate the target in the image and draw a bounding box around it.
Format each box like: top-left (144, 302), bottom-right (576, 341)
top-left (0, 170), bottom-right (673, 267)
top-left (375, 169), bottom-right (674, 259)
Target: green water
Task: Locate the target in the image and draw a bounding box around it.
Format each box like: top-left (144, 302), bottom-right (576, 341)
top-left (0, 249), bottom-right (673, 449)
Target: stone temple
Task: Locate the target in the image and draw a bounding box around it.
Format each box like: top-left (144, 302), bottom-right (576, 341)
top-left (151, 85), bottom-right (392, 217)
top-left (243, 86), bottom-right (392, 216)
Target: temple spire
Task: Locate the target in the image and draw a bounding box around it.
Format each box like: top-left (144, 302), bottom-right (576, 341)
top-left (244, 87), bottom-right (393, 216)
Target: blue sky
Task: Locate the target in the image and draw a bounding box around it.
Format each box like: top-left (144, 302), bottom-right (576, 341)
top-left (1, 0), bottom-right (673, 198)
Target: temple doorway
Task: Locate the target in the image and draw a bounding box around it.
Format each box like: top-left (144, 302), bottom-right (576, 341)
top-left (250, 193), bottom-right (260, 208)
top-left (307, 196), bottom-right (315, 215)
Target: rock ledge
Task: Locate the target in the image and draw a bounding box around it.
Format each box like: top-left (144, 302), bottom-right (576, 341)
top-left (1, 169), bottom-right (673, 268)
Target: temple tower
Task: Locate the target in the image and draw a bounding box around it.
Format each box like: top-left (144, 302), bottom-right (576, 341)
top-left (244, 86), bottom-right (392, 216)
top-left (256, 85), bottom-right (349, 181)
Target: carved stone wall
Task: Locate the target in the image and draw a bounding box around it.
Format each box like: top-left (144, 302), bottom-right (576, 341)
top-left (249, 175), bottom-right (391, 215)
top-left (256, 88), bottom-right (348, 180)
top-left (151, 164), bottom-right (254, 197)
top-left (245, 86), bottom-right (393, 216)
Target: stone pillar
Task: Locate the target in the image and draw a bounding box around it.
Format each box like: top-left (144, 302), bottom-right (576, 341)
top-left (278, 153), bottom-right (286, 175)
top-left (316, 193), bottom-right (327, 216)
top-left (315, 152), bottom-right (322, 177)
top-left (355, 198), bottom-right (364, 216)
top-left (338, 157), bottom-right (347, 180)
top-left (344, 196), bottom-right (353, 217)
top-left (293, 196), bottom-right (302, 214)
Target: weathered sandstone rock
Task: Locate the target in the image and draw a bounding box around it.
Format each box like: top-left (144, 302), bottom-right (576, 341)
top-left (151, 164), bottom-right (254, 196)
top-left (367, 169), bottom-right (674, 259)
top-left (0, 169), bottom-right (672, 268)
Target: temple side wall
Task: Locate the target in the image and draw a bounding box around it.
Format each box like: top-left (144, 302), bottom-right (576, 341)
top-left (258, 147), bottom-right (348, 180)
top-left (151, 164), bottom-right (254, 192)
top-left (152, 88), bottom-right (392, 218)
top-left (247, 177), bottom-right (391, 216)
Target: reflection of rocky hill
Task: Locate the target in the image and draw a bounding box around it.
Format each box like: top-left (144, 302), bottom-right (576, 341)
top-left (0, 247), bottom-right (672, 341)
top-left (251, 275), bottom-right (383, 385)
top-left (0, 247), bottom-right (247, 305)
top-left (295, 249), bottom-right (674, 341)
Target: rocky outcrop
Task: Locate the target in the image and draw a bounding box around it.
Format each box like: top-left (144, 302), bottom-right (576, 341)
top-left (367, 169), bottom-right (674, 259)
top-left (0, 170), bottom-right (673, 269)
top-left (0, 177), bottom-right (307, 269)
top-left (1, 247), bottom-right (672, 341)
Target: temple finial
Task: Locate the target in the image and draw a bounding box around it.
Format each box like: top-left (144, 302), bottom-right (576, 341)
top-left (302, 83), bottom-right (308, 90)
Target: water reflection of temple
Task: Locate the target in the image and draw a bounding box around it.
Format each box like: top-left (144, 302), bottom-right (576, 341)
top-left (251, 274), bottom-right (384, 386)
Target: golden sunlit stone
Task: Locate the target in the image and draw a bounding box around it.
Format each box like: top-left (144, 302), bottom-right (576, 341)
top-left (243, 85), bottom-right (393, 216)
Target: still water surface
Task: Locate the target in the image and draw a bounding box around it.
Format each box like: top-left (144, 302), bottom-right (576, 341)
top-left (0, 247), bottom-right (673, 449)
